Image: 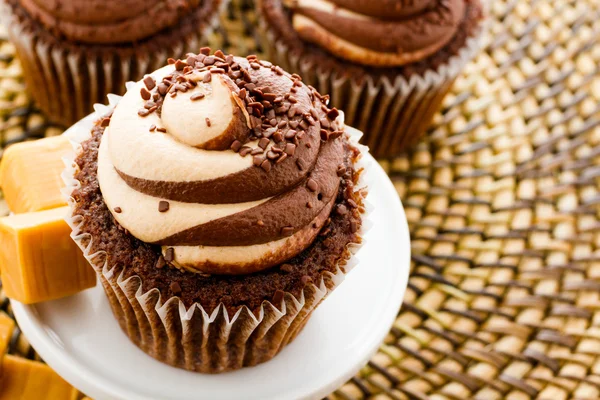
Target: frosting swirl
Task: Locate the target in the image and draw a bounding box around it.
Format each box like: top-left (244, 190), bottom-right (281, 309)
top-left (97, 51), bottom-right (347, 275)
top-left (18, 0), bottom-right (204, 44)
top-left (285, 0), bottom-right (466, 67)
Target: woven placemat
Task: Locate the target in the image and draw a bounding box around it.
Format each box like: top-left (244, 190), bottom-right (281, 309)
top-left (1, 0), bottom-right (600, 398)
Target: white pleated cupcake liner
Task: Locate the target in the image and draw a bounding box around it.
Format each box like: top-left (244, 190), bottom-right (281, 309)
top-left (256, 1), bottom-right (488, 157)
top-left (60, 92), bottom-right (372, 373)
top-left (1, 0), bottom-right (226, 127)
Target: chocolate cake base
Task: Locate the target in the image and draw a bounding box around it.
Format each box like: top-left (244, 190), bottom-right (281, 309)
top-left (71, 125), bottom-right (365, 316)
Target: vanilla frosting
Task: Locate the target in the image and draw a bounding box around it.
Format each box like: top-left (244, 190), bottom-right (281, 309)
top-left (97, 52), bottom-right (347, 275)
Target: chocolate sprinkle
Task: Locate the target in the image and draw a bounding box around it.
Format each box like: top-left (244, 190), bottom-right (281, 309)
top-left (273, 131), bottom-right (284, 142)
top-left (260, 159), bottom-right (272, 172)
top-left (203, 73), bottom-right (212, 83)
top-left (140, 87), bottom-right (151, 100)
top-left (205, 118), bottom-right (211, 127)
top-left (143, 76), bottom-right (156, 90)
top-left (158, 82), bottom-right (170, 96)
top-left (164, 247), bottom-right (175, 262)
top-left (230, 140), bottom-right (242, 152)
top-left (157, 127), bottom-right (167, 133)
top-left (285, 130), bottom-right (297, 139)
top-left (307, 178), bottom-right (318, 192)
top-left (149, 124), bottom-right (156, 132)
top-left (158, 201), bottom-right (170, 213)
top-left (114, 207), bottom-right (122, 213)
top-left (191, 92), bottom-right (205, 101)
top-left (175, 60), bottom-right (186, 71)
top-left (170, 282), bottom-right (182, 295)
top-left (330, 131), bottom-right (344, 139)
top-left (281, 226), bottom-right (294, 236)
top-left (327, 108), bottom-right (340, 120)
top-left (100, 118), bottom-right (110, 127)
top-left (155, 256), bottom-right (166, 269)
top-left (285, 143), bottom-right (296, 156)
top-left (276, 153), bottom-right (288, 164)
top-left (253, 155), bottom-right (265, 166)
top-left (239, 146), bottom-right (252, 156)
top-left (258, 137), bottom-right (270, 149)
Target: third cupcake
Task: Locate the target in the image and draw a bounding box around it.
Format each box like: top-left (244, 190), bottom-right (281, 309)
top-left (257, 0), bottom-right (486, 157)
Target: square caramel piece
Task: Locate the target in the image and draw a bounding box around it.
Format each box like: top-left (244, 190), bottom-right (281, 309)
top-left (0, 312), bottom-right (14, 357)
top-left (0, 355), bottom-right (78, 399)
top-left (0, 135), bottom-right (71, 213)
top-left (0, 206), bottom-right (96, 304)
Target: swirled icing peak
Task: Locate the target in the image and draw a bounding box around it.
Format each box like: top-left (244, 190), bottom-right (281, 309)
top-left (96, 49), bottom-right (349, 275)
top-left (284, 0), bottom-right (466, 67)
top-left (18, 0), bottom-right (206, 44)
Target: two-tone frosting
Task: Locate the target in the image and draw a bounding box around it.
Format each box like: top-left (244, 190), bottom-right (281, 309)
top-left (97, 50), bottom-right (347, 275)
top-left (18, 0), bottom-right (204, 44)
top-left (284, 0), bottom-right (466, 67)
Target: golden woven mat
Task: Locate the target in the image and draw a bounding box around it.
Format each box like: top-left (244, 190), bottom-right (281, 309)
top-left (1, 0), bottom-right (600, 398)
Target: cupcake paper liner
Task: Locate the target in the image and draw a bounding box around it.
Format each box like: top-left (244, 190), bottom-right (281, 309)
top-left (1, 0), bottom-right (226, 127)
top-left (61, 93), bottom-right (372, 373)
top-left (256, 3), bottom-right (488, 158)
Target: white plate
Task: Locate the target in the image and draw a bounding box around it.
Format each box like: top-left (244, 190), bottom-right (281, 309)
top-left (12, 151), bottom-right (409, 400)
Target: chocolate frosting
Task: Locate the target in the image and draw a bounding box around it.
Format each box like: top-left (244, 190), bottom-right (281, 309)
top-left (98, 50), bottom-right (348, 274)
top-left (18, 0), bottom-right (202, 44)
top-left (157, 138), bottom-right (343, 246)
top-left (327, 0), bottom-right (436, 19)
top-left (286, 0), bottom-right (466, 67)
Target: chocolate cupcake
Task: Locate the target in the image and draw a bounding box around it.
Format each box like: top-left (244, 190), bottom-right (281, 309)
top-left (257, 0), bottom-right (486, 157)
top-left (1, 0), bottom-right (223, 126)
top-left (64, 49), bottom-right (368, 373)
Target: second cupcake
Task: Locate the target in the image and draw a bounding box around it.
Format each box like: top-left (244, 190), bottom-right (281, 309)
top-left (257, 0), bottom-right (486, 157)
top-left (66, 49), bottom-right (367, 373)
top-left (2, 0), bottom-right (223, 126)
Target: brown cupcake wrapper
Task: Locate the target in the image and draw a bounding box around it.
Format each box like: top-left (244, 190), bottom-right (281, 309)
top-left (256, 4), bottom-right (488, 158)
top-left (1, 0), bottom-right (225, 127)
top-left (61, 99), bottom-right (371, 373)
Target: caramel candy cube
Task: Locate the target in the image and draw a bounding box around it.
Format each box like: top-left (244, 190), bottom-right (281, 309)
top-left (0, 312), bottom-right (14, 357)
top-left (0, 206), bottom-right (96, 304)
top-left (0, 135), bottom-right (71, 213)
top-left (0, 355), bottom-right (78, 399)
